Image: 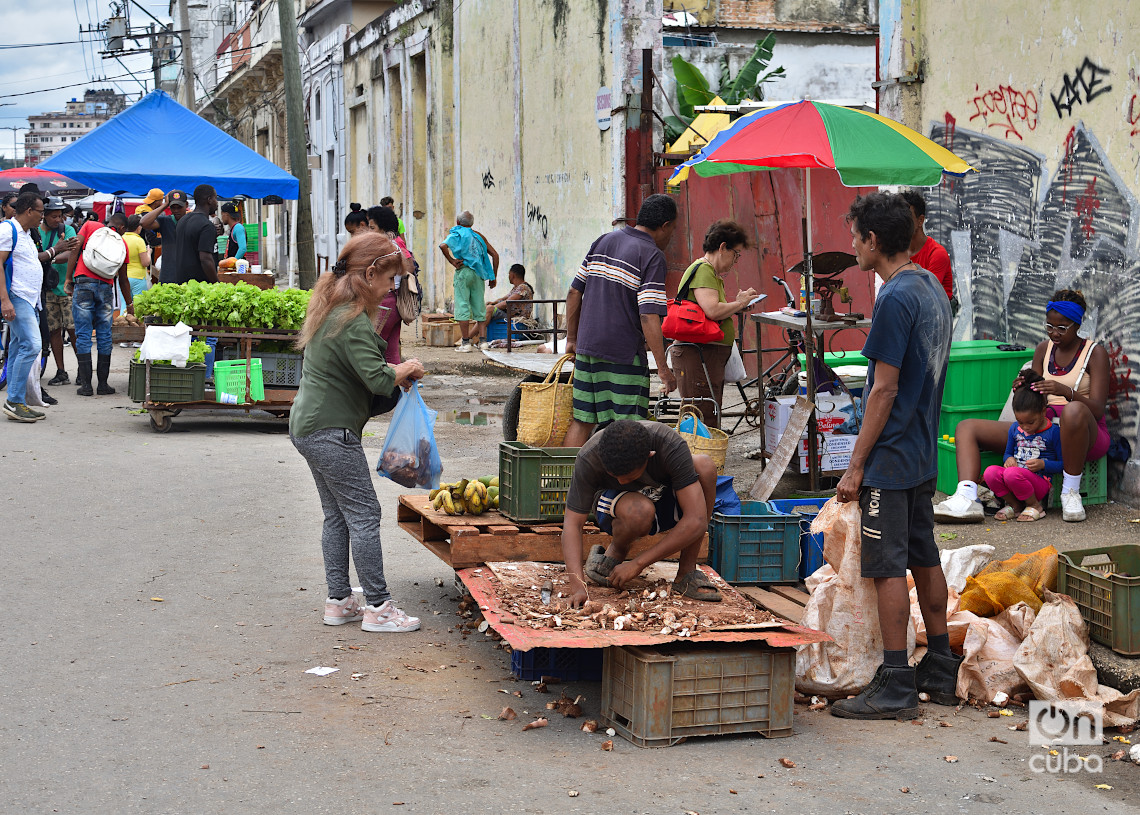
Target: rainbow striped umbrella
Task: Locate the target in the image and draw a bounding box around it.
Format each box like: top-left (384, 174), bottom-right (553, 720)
top-left (669, 100), bottom-right (975, 187)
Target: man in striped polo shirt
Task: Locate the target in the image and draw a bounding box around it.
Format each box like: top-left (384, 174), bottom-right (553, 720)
top-left (562, 195), bottom-right (678, 447)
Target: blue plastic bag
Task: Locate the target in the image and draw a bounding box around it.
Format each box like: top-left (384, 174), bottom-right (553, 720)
top-left (376, 383), bottom-right (443, 489)
top-left (678, 412), bottom-right (712, 439)
top-left (714, 475), bottom-right (741, 515)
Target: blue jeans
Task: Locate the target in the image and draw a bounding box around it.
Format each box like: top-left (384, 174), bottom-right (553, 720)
top-left (72, 278), bottom-right (113, 356)
top-left (6, 295), bottom-right (42, 405)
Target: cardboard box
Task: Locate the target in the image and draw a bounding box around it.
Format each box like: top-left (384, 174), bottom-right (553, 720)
top-left (797, 433), bottom-right (857, 474)
top-left (425, 321), bottom-right (462, 347)
top-left (765, 394), bottom-right (852, 437)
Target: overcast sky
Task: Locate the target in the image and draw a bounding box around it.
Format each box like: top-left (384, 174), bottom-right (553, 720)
top-left (0, 1), bottom-right (170, 162)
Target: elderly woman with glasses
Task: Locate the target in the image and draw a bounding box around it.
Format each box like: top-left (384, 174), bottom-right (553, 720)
top-left (290, 231), bottom-right (426, 633)
top-left (667, 219), bottom-right (758, 429)
top-left (935, 289), bottom-right (1109, 524)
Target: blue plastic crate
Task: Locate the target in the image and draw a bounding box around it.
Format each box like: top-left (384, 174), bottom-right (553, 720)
top-left (486, 317), bottom-right (526, 342)
top-left (708, 501), bottom-right (801, 584)
top-left (767, 498), bottom-right (831, 580)
top-left (511, 647), bottom-right (604, 681)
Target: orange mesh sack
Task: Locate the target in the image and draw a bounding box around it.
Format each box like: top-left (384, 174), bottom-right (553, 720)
top-left (958, 546), bottom-right (1058, 617)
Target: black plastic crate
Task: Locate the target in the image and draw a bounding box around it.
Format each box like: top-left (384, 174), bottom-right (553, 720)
top-left (510, 647), bottom-right (604, 681)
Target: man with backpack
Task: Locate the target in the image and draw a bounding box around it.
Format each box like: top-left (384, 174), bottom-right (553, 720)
top-left (65, 211), bottom-right (132, 397)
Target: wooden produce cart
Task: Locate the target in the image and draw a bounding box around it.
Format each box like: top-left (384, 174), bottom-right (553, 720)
top-left (139, 325), bottom-right (300, 433)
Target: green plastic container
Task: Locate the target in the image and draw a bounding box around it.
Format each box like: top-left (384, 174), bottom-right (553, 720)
top-left (1048, 456), bottom-right (1108, 508)
top-left (128, 361), bottom-right (206, 404)
top-left (796, 350), bottom-right (868, 369)
top-left (497, 441), bottom-right (579, 523)
top-left (936, 439), bottom-right (1002, 496)
top-left (1058, 544), bottom-right (1140, 656)
top-left (708, 501), bottom-right (801, 584)
top-left (938, 401), bottom-right (1007, 439)
top-left (213, 358), bottom-right (265, 404)
top-left (943, 340), bottom-right (1034, 408)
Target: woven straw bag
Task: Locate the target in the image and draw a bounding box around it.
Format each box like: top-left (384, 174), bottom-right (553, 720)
top-left (517, 353), bottom-right (576, 447)
top-left (675, 404), bottom-right (729, 474)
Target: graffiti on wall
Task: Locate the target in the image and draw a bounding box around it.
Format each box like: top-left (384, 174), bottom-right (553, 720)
top-left (1051, 57), bottom-right (1113, 118)
top-left (482, 169), bottom-right (496, 189)
top-left (968, 83), bottom-right (1039, 141)
top-left (526, 201), bottom-right (549, 239)
top-left (926, 121), bottom-right (1140, 440)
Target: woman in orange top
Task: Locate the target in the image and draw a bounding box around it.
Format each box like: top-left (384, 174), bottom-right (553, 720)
top-left (935, 289), bottom-right (1109, 524)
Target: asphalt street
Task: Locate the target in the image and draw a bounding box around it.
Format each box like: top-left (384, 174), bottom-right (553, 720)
top-left (1, 345), bottom-right (1136, 814)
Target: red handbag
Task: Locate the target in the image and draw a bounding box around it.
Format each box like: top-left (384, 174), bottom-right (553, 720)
top-left (662, 261), bottom-right (725, 344)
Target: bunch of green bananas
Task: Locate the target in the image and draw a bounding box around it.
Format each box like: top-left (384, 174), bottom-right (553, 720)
top-left (429, 476), bottom-right (500, 515)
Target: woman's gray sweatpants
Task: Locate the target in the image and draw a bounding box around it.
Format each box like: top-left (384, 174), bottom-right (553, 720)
top-left (291, 428), bottom-right (391, 607)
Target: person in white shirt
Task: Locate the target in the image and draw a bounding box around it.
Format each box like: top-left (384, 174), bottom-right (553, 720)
top-left (0, 192), bottom-right (55, 422)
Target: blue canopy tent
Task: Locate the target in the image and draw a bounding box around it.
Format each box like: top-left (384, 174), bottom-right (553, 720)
top-left (40, 90), bottom-right (298, 199)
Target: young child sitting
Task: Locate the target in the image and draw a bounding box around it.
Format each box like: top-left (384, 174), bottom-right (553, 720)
top-left (983, 369), bottom-right (1063, 522)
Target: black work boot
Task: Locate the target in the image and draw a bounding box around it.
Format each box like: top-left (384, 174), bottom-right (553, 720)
top-left (96, 354), bottom-right (115, 395)
top-left (76, 354), bottom-right (93, 397)
top-left (831, 665), bottom-right (919, 720)
top-left (40, 387), bottom-right (58, 406)
top-left (916, 651), bottom-right (964, 706)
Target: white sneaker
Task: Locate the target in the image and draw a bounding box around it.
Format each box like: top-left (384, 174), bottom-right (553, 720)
top-left (323, 594), bottom-right (366, 625)
top-left (478, 341), bottom-right (493, 350)
top-left (932, 490), bottom-right (984, 523)
top-left (119, 342), bottom-right (130, 348)
top-left (362, 600), bottom-right (421, 633)
top-left (1061, 489), bottom-right (1086, 522)
top-left (453, 337), bottom-right (466, 347)
top-left (455, 342), bottom-right (473, 353)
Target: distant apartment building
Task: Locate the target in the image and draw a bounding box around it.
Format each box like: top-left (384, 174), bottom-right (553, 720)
top-left (24, 89), bottom-right (128, 167)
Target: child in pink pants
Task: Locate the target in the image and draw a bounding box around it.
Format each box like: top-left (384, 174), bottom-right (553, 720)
top-left (983, 370), bottom-right (1063, 522)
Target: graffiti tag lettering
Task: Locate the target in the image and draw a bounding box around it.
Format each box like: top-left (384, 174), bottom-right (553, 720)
top-left (482, 170), bottom-right (495, 189)
top-left (1105, 340), bottom-right (1137, 423)
top-left (968, 84), bottom-right (1039, 141)
top-left (1074, 177), bottom-right (1101, 240)
top-left (1129, 95), bottom-right (1140, 137)
top-left (526, 202), bottom-right (548, 239)
top-left (1051, 57), bottom-right (1112, 118)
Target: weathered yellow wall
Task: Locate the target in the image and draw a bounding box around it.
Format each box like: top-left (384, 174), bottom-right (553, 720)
top-left (920, 3), bottom-right (1140, 191)
top-left (455, 0), bottom-right (615, 302)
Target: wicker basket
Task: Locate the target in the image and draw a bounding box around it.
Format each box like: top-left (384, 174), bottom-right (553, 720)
top-left (676, 405), bottom-right (729, 474)
top-left (517, 353), bottom-right (575, 447)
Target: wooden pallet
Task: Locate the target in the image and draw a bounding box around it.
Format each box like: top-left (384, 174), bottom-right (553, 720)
top-left (397, 494), bottom-right (708, 569)
top-left (737, 585), bottom-right (811, 625)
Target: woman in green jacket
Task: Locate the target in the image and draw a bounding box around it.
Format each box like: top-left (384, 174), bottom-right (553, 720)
top-left (290, 232), bottom-right (425, 633)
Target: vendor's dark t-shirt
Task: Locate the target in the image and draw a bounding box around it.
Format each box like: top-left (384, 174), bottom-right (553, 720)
top-left (861, 268), bottom-right (952, 490)
top-left (153, 214), bottom-right (178, 249)
top-left (565, 421), bottom-right (699, 515)
top-left (163, 211), bottom-right (217, 284)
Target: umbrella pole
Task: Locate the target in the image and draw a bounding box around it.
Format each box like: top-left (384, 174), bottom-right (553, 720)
top-left (802, 168), bottom-right (819, 492)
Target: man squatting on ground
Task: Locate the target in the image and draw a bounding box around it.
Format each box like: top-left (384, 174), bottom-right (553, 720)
top-left (561, 420), bottom-right (722, 607)
top-left (831, 192), bottom-right (963, 720)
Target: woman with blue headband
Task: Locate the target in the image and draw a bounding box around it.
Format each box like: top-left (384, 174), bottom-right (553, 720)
top-left (935, 289), bottom-right (1109, 523)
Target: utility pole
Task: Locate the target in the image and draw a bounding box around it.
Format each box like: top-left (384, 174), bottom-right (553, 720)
top-left (177, 0), bottom-right (194, 107)
top-left (277, 0), bottom-right (316, 289)
top-left (150, 24), bottom-right (162, 91)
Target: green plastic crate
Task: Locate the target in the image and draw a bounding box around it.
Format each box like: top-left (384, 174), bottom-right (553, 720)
top-left (796, 350), bottom-right (868, 369)
top-left (1048, 455), bottom-right (1108, 507)
top-left (936, 439), bottom-right (1002, 496)
top-left (497, 441), bottom-right (578, 523)
top-left (938, 401), bottom-right (1006, 439)
top-left (220, 347), bottom-right (302, 387)
top-left (213, 358), bottom-right (265, 404)
top-left (943, 340), bottom-right (1034, 408)
top-left (1058, 544), bottom-right (1140, 656)
top-left (708, 501), bottom-right (801, 584)
top-left (128, 361), bottom-right (206, 404)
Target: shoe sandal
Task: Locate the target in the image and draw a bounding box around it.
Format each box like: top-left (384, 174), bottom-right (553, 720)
top-left (672, 569), bottom-right (723, 602)
top-left (994, 506), bottom-right (1017, 521)
top-left (1017, 506), bottom-right (1046, 522)
top-left (584, 544), bottom-right (619, 587)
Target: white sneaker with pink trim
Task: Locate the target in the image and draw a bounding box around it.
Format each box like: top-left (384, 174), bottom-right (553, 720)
top-left (362, 600), bottom-right (421, 633)
top-left (323, 595), bottom-right (366, 626)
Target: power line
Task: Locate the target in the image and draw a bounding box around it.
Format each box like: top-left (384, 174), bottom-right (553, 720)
top-left (0, 40), bottom-right (94, 49)
top-left (0, 71), bottom-right (140, 100)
